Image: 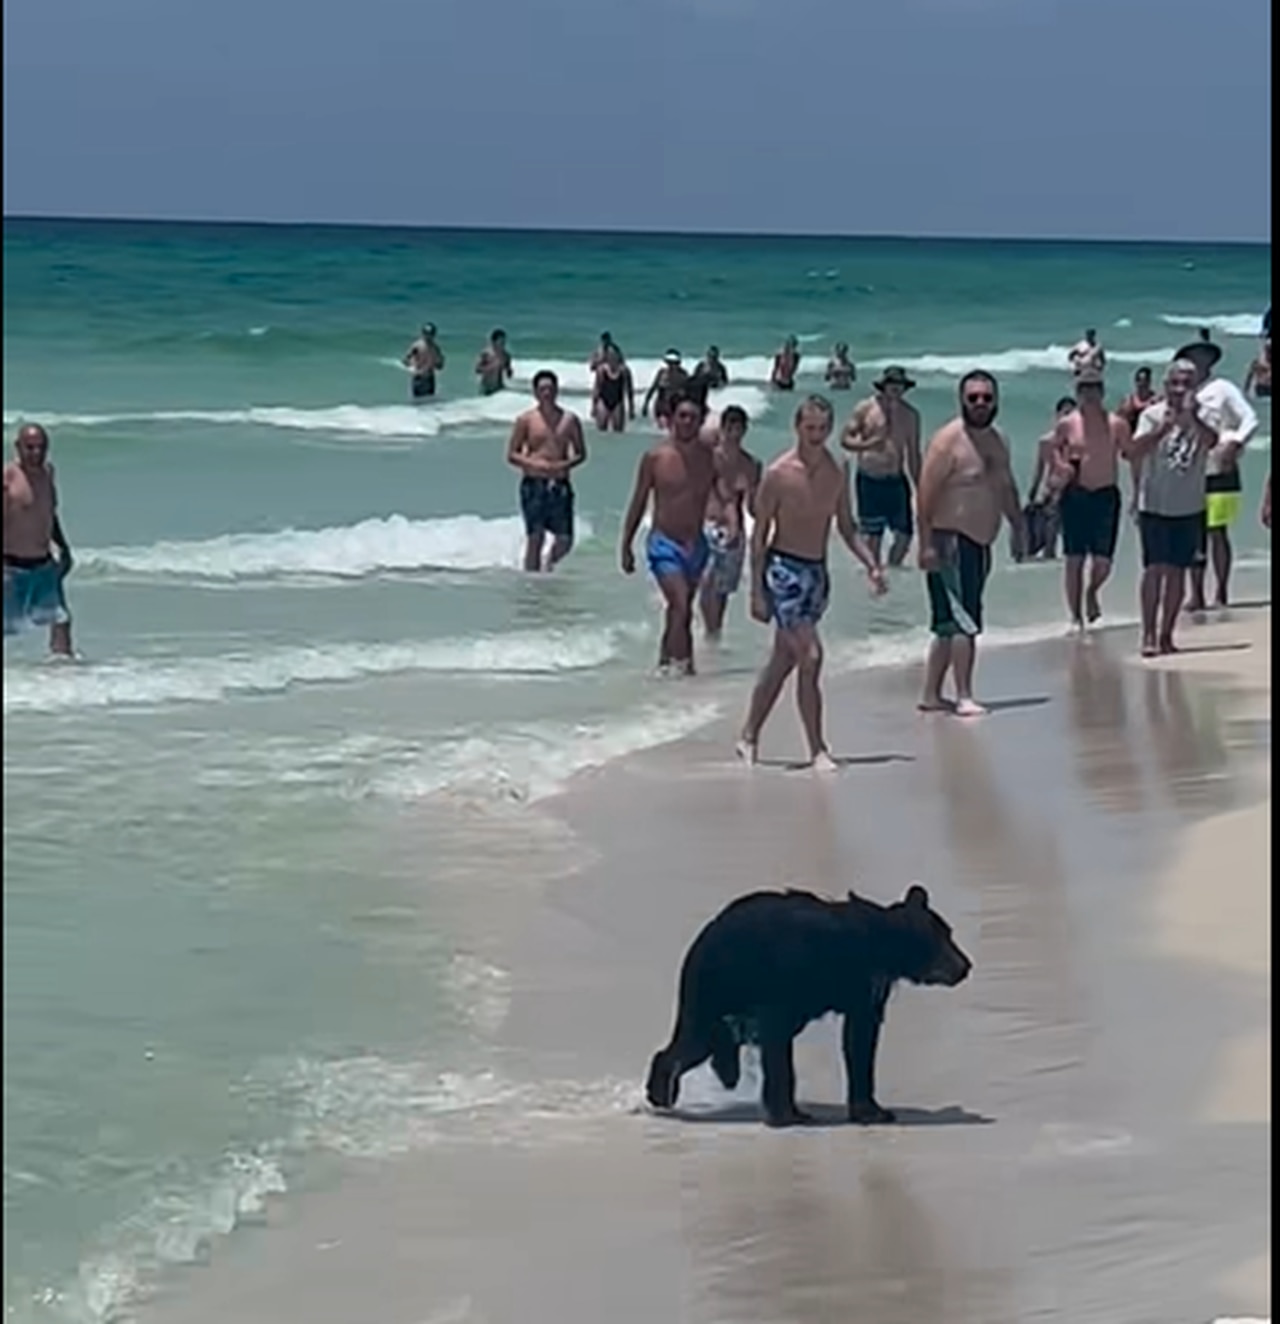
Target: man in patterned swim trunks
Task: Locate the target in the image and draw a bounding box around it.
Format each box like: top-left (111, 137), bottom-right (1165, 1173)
top-left (737, 395), bottom-right (887, 769)
top-left (698, 406), bottom-right (762, 640)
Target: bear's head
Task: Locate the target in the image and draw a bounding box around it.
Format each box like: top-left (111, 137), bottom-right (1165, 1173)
top-left (883, 884), bottom-right (972, 987)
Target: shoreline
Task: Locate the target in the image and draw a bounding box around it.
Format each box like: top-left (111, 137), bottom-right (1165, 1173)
top-left (133, 607), bottom-right (1272, 1324)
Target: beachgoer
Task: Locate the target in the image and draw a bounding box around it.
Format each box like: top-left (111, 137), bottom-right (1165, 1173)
top-left (824, 344), bottom-right (856, 391)
top-left (402, 324), bottom-right (445, 401)
top-left (1244, 339), bottom-right (1272, 400)
top-left (916, 372), bottom-right (1026, 716)
top-left (1068, 328), bottom-right (1106, 379)
top-left (737, 395), bottom-right (887, 769)
top-left (1262, 473), bottom-right (1271, 529)
top-left (1174, 334), bottom-right (1259, 611)
top-left (691, 345), bottom-right (730, 396)
top-left (506, 371), bottom-right (587, 573)
top-left (699, 405), bottom-right (762, 640)
top-left (620, 391), bottom-right (719, 674)
top-left (642, 351), bottom-right (689, 428)
top-left (589, 331), bottom-right (620, 373)
top-left (771, 337), bottom-right (801, 391)
top-left (476, 329), bottom-right (513, 396)
top-left (1117, 366), bottom-right (1160, 430)
top-left (839, 365), bottom-right (922, 569)
top-left (591, 344), bottom-right (635, 433)
top-left (1024, 396), bottom-right (1076, 560)
top-left (3, 423), bottom-right (75, 656)
top-left (1046, 369), bottom-right (1134, 629)
top-left (1131, 359), bottom-right (1219, 655)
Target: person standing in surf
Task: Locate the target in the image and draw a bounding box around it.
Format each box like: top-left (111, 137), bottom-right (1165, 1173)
top-left (591, 344), bottom-right (635, 433)
top-left (619, 391), bottom-right (719, 675)
top-left (476, 329), bottom-right (513, 396)
top-left (916, 372), bottom-right (1025, 717)
top-left (824, 343), bottom-right (857, 390)
top-left (506, 371), bottom-right (587, 573)
top-left (1068, 328), bottom-right (1106, 379)
top-left (699, 405), bottom-right (762, 641)
top-left (737, 395), bottom-right (886, 769)
top-left (402, 324), bottom-right (445, 401)
top-left (4, 423), bottom-right (75, 656)
top-left (642, 351), bottom-right (689, 429)
top-left (771, 336), bottom-right (801, 391)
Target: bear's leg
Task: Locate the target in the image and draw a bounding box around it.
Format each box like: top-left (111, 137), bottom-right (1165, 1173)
top-left (760, 1028), bottom-right (811, 1127)
top-left (645, 1016), bottom-right (716, 1110)
top-left (842, 1003), bottom-right (896, 1125)
top-left (709, 1019), bottom-right (742, 1090)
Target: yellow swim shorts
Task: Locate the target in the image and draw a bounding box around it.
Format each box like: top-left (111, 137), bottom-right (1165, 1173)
top-left (1205, 491), bottom-right (1243, 530)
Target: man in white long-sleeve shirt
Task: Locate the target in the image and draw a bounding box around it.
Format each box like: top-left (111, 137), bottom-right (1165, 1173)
top-left (1162, 333), bottom-right (1258, 610)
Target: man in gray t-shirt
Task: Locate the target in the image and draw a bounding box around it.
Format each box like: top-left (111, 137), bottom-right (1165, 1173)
top-left (1130, 359), bottom-right (1219, 656)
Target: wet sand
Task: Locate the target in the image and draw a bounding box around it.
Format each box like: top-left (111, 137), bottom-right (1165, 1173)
top-left (142, 610), bottom-right (1271, 1324)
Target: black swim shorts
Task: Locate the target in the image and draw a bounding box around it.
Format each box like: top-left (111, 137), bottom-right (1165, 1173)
top-left (855, 471), bottom-right (914, 539)
top-left (1138, 512), bottom-right (1204, 570)
top-left (1059, 484), bottom-right (1122, 560)
top-left (926, 529), bottom-right (991, 638)
top-left (519, 476), bottom-right (575, 541)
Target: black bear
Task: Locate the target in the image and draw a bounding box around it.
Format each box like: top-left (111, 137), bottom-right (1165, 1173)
top-left (645, 884), bottom-right (971, 1127)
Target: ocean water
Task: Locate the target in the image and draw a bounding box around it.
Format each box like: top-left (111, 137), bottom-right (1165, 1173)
top-left (1, 219), bottom-right (1271, 1322)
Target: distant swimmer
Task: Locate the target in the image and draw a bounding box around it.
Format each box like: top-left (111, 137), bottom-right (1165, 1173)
top-left (699, 405), bottom-right (762, 640)
top-left (589, 331), bottom-right (621, 373)
top-left (737, 395), bottom-right (887, 769)
top-left (916, 372), bottom-right (1025, 716)
top-left (839, 365), bottom-right (922, 569)
top-left (591, 344), bottom-right (635, 433)
top-left (620, 391), bottom-right (719, 675)
top-left (1046, 369), bottom-right (1134, 629)
top-left (771, 336), bottom-right (801, 391)
top-left (3, 424), bottom-right (75, 656)
top-left (1244, 338), bottom-right (1271, 400)
top-left (691, 345), bottom-right (730, 398)
top-left (506, 371), bottom-right (587, 573)
top-left (642, 351), bottom-right (689, 429)
top-left (402, 323), bottom-right (445, 401)
top-left (1068, 328), bottom-right (1106, 379)
top-left (824, 344), bottom-right (856, 391)
top-left (1117, 366), bottom-right (1159, 431)
top-left (476, 329), bottom-right (513, 396)
top-left (1024, 396), bottom-right (1076, 560)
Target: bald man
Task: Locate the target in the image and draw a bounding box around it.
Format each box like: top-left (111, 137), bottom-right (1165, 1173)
top-left (4, 424), bottom-right (75, 655)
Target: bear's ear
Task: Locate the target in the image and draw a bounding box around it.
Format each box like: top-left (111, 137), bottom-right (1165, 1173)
top-left (904, 883), bottom-right (929, 908)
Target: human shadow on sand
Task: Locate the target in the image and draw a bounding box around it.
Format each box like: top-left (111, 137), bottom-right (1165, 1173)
top-left (650, 1101), bottom-right (994, 1129)
top-left (1157, 641), bottom-right (1253, 657)
top-left (760, 753), bottom-right (916, 772)
top-left (976, 695), bottom-right (1052, 715)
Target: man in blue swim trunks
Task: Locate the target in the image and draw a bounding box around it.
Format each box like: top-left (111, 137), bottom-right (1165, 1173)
top-left (737, 395), bottom-right (887, 769)
top-left (4, 423), bottom-right (75, 656)
top-left (620, 391), bottom-right (719, 675)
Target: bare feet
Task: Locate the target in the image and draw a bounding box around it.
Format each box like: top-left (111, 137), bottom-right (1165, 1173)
top-left (809, 750), bottom-right (839, 773)
top-left (1141, 639), bottom-right (1158, 658)
top-left (954, 697), bottom-right (988, 718)
top-left (1085, 587), bottom-right (1102, 624)
top-left (1157, 637), bottom-right (1179, 655)
top-left (735, 737), bottom-right (758, 765)
top-left (917, 698), bottom-right (955, 714)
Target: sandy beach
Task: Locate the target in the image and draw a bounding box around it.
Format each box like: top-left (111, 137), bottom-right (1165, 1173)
top-left (139, 608), bottom-right (1271, 1324)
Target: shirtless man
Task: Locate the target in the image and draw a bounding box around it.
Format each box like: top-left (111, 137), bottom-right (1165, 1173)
top-left (771, 336), bottom-right (801, 391)
top-left (824, 343), bottom-right (856, 391)
top-left (839, 365), bottom-right (922, 568)
top-left (1046, 370), bottom-right (1134, 629)
top-left (737, 396), bottom-right (886, 769)
top-left (916, 372), bottom-right (1025, 717)
top-left (642, 351), bottom-right (689, 428)
top-left (699, 405), bottom-right (762, 640)
top-left (402, 324), bottom-right (445, 401)
top-left (475, 329), bottom-right (513, 396)
top-left (1068, 328), bottom-right (1106, 379)
top-left (3, 423), bottom-right (75, 656)
top-left (620, 391), bottom-right (719, 674)
top-left (506, 371), bottom-right (587, 572)
top-left (1024, 396), bottom-right (1075, 560)
top-left (591, 344), bottom-right (634, 433)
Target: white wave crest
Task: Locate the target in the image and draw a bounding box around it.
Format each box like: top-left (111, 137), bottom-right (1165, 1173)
top-left (2, 628), bottom-right (624, 715)
top-left (860, 344), bottom-right (1177, 378)
top-left (79, 512), bottom-right (588, 582)
top-left (1160, 312), bottom-right (1266, 338)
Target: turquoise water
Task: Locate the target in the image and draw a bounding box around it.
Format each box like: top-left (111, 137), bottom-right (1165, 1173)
top-left (1, 219), bottom-right (1271, 1322)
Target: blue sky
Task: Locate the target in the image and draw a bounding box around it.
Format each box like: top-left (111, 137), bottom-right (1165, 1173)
top-left (3, 0), bottom-right (1272, 241)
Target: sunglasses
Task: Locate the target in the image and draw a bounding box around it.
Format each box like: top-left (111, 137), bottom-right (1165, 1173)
top-left (964, 392), bottom-right (995, 404)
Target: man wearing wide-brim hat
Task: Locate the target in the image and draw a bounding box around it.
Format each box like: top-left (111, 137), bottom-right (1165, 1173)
top-left (1170, 329), bottom-right (1260, 609)
top-left (839, 364), bottom-right (923, 568)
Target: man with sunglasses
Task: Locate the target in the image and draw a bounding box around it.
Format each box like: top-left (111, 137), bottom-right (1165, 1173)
top-left (916, 372), bottom-right (1025, 716)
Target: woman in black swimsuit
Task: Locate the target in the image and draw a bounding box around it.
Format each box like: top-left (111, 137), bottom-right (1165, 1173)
top-left (592, 346), bottom-right (634, 433)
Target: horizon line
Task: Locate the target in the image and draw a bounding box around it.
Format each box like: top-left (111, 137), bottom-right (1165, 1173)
top-left (2, 211), bottom-right (1271, 249)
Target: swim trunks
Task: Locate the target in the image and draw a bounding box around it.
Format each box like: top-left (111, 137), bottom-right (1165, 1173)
top-left (764, 548), bottom-right (830, 631)
top-left (411, 373), bottom-right (436, 400)
top-left (646, 529), bottom-right (710, 585)
top-left (1022, 501), bottom-right (1060, 559)
top-left (518, 476), bottom-right (575, 540)
top-left (703, 523), bottom-right (745, 597)
top-left (4, 555), bottom-right (70, 637)
top-left (855, 471), bottom-right (914, 539)
top-left (925, 530), bottom-right (991, 639)
top-left (1058, 483), bottom-right (1122, 560)
top-left (1205, 471), bottom-right (1243, 531)
top-left (1138, 512), bottom-right (1204, 569)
